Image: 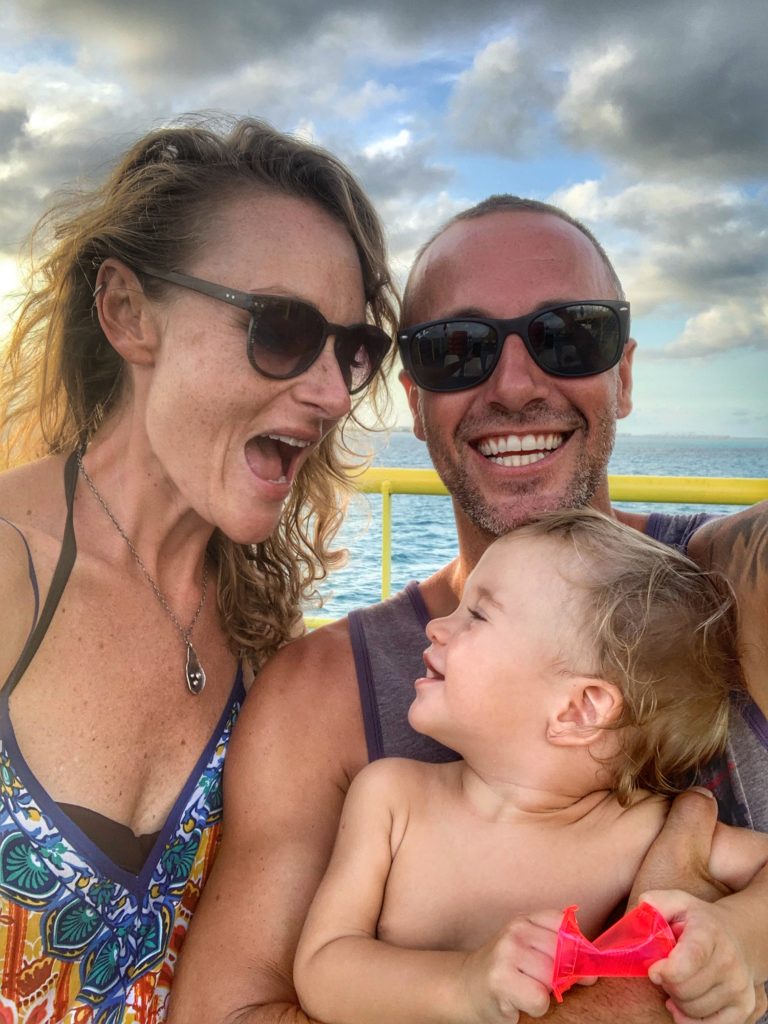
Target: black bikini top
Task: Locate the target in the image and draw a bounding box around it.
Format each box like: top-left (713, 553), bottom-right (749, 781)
top-left (3, 451), bottom-right (160, 873)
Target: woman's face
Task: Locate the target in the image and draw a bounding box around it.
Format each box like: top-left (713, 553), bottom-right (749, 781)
top-left (140, 191), bottom-right (368, 543)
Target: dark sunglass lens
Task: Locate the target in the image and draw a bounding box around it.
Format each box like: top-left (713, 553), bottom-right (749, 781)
top-left (410, 322), bottom-right (498, 390)
top-left (530, 305), bottom-right (621, 375)
top-left (248, 298), bottom-right (324, 378)
top-left (336, 326), bottom-right (391, 394)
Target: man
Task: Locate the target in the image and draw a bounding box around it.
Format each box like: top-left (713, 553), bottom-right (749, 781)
top-left (169, 197), bottom-right (768, 1023)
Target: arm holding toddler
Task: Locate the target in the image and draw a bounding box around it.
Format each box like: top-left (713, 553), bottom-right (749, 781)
top-left (643, 820), bottom-right (768, 1024)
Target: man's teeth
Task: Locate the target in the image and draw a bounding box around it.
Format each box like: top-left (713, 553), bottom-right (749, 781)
top-left (477, 432), bottom-right (564, 467)
top-left (266, 434), bottom-right (311, 448)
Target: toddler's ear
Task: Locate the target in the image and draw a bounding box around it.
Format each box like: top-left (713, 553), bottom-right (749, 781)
top-left (546, 678), bottom-right (623, 746)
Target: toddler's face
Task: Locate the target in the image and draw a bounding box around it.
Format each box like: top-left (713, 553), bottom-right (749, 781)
top-left (409, 533), bottom-right (594, 759)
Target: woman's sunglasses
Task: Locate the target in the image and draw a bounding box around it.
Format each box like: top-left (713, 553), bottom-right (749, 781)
top-left (136, 267), bottom-right (392, 395)
top-left (398, 300), bottom-right (630, 393)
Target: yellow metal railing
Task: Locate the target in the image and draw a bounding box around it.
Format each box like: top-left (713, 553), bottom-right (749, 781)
top-left (304, 470), bottom-right (768, 627)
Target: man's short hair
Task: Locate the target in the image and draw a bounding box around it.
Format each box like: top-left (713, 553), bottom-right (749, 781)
top-left (402, 194), bottom-right (624, 326)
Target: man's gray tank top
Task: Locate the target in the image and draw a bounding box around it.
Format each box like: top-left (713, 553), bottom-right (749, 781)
top-left (348, 510), bottom-right (767, 832)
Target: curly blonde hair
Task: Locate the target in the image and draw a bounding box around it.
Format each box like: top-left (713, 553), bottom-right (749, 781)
top-left (1, 115), bottom-right (398, 669)
top-left (513, 509), bottom-right (743, 804)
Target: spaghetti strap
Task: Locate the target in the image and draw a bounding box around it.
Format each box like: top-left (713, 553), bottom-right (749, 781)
top-left (2, 450), bottom-right (79, 696)
top-left (0, 517), bottom-right (40, 627)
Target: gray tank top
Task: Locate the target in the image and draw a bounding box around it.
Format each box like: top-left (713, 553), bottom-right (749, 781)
top-left (349, 512), bottom-right (767, 831)
top-left (349, 581), bottom-right (458, 764)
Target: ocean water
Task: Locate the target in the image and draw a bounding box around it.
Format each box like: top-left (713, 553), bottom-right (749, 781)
top-left (312, 432), bottom-right (768, 618)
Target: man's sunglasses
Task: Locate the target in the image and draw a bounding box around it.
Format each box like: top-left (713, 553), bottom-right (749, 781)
top-left (137, 267), bottom-right (392, 395)
top-left (398, 300), bottom-right (630, 393)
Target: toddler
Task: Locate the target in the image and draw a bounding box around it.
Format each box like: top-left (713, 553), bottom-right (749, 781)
top-left (295, 509), bottom-right (768, 1024)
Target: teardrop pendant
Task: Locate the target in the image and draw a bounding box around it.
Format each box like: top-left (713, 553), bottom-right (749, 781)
top-left (185, 643), bottom-right (206, 696)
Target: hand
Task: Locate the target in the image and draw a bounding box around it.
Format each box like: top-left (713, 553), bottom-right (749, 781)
top-left (642, 889), bottom-right (767, 1024)
top-left (630, 789), bottom-right (729, 905)
top-left (461, 910), bottom-right (562, 1023)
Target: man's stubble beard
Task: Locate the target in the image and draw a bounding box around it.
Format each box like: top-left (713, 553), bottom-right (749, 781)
top-left (421, 410), bottom-right (618, 536)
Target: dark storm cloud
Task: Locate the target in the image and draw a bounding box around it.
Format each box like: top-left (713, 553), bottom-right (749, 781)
top-left (13, 0), bottom-right (768, 182)
top-left (0, 102), bottom-right (163, 254)
top-left (556, 4), bottom-right (768, 181)
top-left (444, 0), bottom-right (768, 181)
top-left (12, 0), bottom-right (514, 82)
top-left (0, 108), bottom-right (29, 156)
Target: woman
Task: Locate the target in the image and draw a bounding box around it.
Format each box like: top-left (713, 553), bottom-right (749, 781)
top-left (0, 116), bottom-right (396, 1022)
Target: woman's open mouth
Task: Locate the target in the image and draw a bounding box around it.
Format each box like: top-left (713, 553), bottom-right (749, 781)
top-left (244, 433), bottom-right (312, 485)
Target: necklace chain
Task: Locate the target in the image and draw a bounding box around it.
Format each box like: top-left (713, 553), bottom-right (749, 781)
top-left (76, 449), bottom-right (209, 695)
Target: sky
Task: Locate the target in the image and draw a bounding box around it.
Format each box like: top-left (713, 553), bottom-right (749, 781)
top-left (1, 0), bottom-right (767, 438)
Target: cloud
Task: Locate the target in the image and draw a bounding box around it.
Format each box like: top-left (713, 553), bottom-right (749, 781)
top-left (363, 129), bottom-right (412, 160)
top-left (0, 107), bottom-right (28, 156)
top-left (0, 64), bottom-right (159, 253)
top-left (552, 179), bottom-right (768, 312)
top-left (550, 0), bottom-right (768, 181)
top-left (446, 36), bottom-right (555, 156)
top-left (8, 1), bottom-right (513, 87)
top-left (346, 133), bottom-right (454, 208)
top-left (379, 190), bottom-right (469, 284)
top-left (656, 302), bottom-right (768, 358)
top-left (434, 0), bottom-right (768, 183)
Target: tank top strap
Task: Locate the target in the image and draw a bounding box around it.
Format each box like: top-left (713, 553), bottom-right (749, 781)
top-left (2, 450), bottom-right (79, 696)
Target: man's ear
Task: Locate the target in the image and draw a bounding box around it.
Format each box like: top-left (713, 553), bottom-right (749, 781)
top-left (399, 368), bottom-right (426, 441)
top-left (546, 677), bottom-right (624, 746)
top-left (95, 258), bottom-right (159, 367)
top-left (616, 337), bottom-right (636, 420)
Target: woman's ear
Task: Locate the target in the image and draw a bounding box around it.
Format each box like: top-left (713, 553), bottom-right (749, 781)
top-left (546, 677), bottom-right (624, 746)
top-left (94, 258), bottom-right (159, 367)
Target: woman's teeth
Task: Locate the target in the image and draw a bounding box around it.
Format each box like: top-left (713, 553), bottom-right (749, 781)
top-left (266, 434), bottom-right (311, 449)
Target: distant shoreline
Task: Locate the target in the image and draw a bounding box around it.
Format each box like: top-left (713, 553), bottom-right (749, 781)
top-left (382, 426), bottom-right (768, 442)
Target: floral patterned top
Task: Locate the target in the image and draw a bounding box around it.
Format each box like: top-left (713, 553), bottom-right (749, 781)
top-left (0, 669), bottom-right (244, 1023)
top-left (0, 461), bottom-right (246, 1023)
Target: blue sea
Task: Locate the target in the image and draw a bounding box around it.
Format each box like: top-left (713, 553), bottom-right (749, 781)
top-left (312, 433), bottom-right (768, 618)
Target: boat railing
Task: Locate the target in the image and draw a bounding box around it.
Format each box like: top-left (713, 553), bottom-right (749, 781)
top-left (304, 468), bottom-right (768, 628)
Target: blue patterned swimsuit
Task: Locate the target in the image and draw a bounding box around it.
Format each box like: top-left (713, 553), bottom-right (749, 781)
top-left (0, 454), bottom-right (245, 1022)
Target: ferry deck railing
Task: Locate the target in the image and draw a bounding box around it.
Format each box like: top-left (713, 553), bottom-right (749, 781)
top-left (304, 469), bottom-right (768, 628)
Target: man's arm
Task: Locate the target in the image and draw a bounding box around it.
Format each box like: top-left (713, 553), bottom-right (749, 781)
top-left (167, 619), bottom-right (368, 1024)
top-left (642, 819), bottom-right (768, 1024)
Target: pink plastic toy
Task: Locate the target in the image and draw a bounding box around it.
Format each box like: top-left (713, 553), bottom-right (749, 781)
top-left (552, 902), bottom-right (677, 1001)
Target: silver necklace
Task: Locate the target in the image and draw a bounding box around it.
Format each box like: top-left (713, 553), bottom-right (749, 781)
top-left (76, 450), bottom-right (209, 696)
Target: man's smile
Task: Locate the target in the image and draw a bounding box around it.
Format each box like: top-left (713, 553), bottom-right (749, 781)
top-left (474, 432), bottom-right (568, 468)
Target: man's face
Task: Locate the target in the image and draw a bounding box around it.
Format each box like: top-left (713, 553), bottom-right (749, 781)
top-left (401, 211), bottom-right (635, 536)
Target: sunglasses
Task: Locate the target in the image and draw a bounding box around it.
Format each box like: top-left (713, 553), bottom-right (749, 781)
top-left (137, 267), bottom-right (392, 395)
top-left (398, 300), bottom-right (630, 393)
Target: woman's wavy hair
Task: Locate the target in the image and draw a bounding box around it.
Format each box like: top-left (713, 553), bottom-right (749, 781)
top-left (2, 114), bottom-right (398, 669)
top-left (512, 509), bottom-right (743, 804)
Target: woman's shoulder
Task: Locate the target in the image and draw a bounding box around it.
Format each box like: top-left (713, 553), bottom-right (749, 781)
top-left (0, 512), bottom-right (40, 693)
top-left (0, 454), bottom-right (69, 527)
top-left (0, 456), bottom-right (70, 691)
